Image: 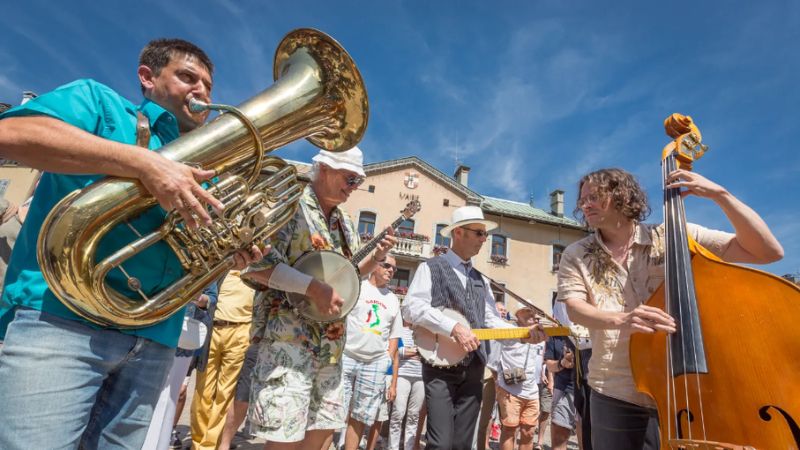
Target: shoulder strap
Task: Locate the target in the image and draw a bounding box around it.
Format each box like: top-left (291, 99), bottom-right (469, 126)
top-left (523, 344), bottom-right (532, 371)
top-left (135, 111), bottom-right (151, 148)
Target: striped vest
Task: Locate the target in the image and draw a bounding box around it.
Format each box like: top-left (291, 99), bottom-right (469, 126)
top-left (428, 256), bottom-right (487, 364)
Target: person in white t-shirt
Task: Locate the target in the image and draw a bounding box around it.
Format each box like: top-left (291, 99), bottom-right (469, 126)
top-left (495, 307), bottom-right (545, 450)
top-left (341, 254), bottom-right (403, 450)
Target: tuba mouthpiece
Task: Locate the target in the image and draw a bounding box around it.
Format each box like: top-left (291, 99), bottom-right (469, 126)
top-left (188, 97), bottom-right (209, 113)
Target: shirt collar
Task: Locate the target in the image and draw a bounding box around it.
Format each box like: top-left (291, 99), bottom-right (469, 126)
top-left (138, 99), bottom-right (180, 143)
top-left (303, 185), bottom-right (342, 222)
top-left (633, 222), bottom-right (652, 246)
top-left (444, 247), bottom-right (471, 268)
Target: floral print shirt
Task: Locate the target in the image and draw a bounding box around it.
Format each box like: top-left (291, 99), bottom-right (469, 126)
top-left (557, 222), bottom-right (733, 407)
top-left (247, 185), bottom-right (361, 364)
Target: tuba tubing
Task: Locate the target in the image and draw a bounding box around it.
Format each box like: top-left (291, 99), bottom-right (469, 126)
top-left (37, 28), bottom-right (368, 328)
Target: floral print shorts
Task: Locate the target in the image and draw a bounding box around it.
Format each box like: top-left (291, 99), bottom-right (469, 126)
top-left (248, 340), bottom-right (345, 442)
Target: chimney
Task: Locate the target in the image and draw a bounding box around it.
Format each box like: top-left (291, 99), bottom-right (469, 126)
top-left (454, 165), bottom-right (470, 187)
top-left (529, 192), bottom-right (535, 208)
top-left (550, 189), bottom-right (564, 217)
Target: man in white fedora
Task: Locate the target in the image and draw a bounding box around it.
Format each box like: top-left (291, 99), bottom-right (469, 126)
top-left (241, 146), bottom-right (397, 450)
top-left (402, 206), bottom-right (547, 450)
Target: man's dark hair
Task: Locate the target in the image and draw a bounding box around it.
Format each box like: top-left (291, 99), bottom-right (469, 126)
top-left (138, 38), bottom-right (214, 92)
top-left (0, 103), bottom-right (12, 114)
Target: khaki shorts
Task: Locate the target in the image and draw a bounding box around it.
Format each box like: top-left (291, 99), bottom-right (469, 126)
top-left (496, 385), bottom-right (540, 427)
top-left (249, 341), bottom-right (345, 442)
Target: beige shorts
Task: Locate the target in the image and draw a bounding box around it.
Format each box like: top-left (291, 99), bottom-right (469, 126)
top-left (496, 385), bottom-right (540, 427)
top-left (249, 341), bottom-right (345, 442)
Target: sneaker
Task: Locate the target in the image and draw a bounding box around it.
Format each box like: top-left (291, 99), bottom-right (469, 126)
top-left (169, 430), bottom-right (182, 450)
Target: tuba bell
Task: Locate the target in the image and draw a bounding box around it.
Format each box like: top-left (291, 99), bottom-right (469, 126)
top-left (37, 28), bottom-right (368, 328)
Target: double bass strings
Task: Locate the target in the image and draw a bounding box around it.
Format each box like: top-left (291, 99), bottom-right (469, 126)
top-left (663, 151), bottom-right (708, 442)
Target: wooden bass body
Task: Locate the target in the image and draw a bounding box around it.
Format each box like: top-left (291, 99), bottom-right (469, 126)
top-left (630, 249), bottom-right (800, 449)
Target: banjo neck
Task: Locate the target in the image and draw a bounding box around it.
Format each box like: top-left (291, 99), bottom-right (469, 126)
top-left (350, 199), bottom-right (422, 265)
top-left (473, 326), bottom-right (569, 341)
top-left (350, 214), bottom-right (407, 265)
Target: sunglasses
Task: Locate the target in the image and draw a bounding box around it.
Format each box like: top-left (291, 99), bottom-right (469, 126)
top-left (379, 262), bottom-right (397, 271)
top-left (461, 227), bottom-right (489, 238)
top-left (345, 174), bottom-right (365, 187)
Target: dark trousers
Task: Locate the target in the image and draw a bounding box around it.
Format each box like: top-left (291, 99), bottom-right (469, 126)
top-left (422, 357), bottom-right (484, 450)
top-left (590, 389), bottom-right (660, 450)
top-left (574, 348), bottom-right (593, 450)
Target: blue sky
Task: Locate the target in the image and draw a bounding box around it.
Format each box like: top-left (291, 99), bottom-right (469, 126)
top-left (2, 1), bottom-right (798, 277)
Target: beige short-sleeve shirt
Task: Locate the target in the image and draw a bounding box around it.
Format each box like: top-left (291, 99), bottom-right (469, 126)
top-left (557, 222), bottom-right (734, 407)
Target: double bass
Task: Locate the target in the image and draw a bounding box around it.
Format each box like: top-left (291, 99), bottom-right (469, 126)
top-left (630, 114), bottom-right (800, 449)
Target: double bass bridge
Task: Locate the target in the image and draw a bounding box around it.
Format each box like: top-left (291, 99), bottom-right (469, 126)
top-left (667, 439), bottom-right (755, 450)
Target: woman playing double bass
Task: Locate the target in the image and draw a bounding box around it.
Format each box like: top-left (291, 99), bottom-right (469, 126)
top-left (556, 166), bottom-right (783, 449)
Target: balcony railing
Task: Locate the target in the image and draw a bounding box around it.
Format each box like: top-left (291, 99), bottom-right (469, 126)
top-left (393, 237), bottom-right (427, 258)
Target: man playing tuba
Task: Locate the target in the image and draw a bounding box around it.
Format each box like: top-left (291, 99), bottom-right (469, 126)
top-left (0, 39), bottom-right (261, 449)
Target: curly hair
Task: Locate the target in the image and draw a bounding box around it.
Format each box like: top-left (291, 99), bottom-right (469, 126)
top-left (138, 38), bottom-right (214, 93)
top-left (573, 168), bottom-right (651, 225)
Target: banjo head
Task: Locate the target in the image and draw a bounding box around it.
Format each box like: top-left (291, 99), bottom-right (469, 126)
top-left (287, 250), bottom-right (360, 323)
top-left (414, 308), bottom-right (471, 368)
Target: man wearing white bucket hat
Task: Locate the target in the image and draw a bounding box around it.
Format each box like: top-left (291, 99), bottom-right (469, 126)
top-left (402, 206), bottom-right (547, 450)
top-left (241, 146), bottom-right (397, 449)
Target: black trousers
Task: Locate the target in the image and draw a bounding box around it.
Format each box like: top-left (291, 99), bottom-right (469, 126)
top-left (422, 357), bottom-right (484, 450)
top-left (574, 348), bottom-right (593, 450)
top-left (590, 389), bottom-right (660, 450)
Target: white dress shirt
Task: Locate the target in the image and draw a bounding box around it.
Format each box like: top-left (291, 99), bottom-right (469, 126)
top-left (401, 250), bottom-right (513, 336)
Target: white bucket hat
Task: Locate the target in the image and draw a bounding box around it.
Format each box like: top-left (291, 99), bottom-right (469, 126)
top-left (311, 146), bottom-right (366, 177)
top-left (439, 206), bottom-right (498, 237)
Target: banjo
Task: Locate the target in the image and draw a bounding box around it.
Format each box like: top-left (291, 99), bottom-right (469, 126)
top-left (287, 200), bottom-right (421, 323)
top-left (415, 308), bottom-right (570, 368)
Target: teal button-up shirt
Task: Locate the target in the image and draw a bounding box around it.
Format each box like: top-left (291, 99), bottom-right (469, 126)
top-left (0, 79), bottom-right (187, 347)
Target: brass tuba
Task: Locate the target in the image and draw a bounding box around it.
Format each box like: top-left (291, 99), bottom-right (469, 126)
top-left (37, 28), bottom-right (368, 328)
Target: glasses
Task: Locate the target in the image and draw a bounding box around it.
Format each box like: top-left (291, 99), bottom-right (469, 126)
top-left (577, 193), bottom-right (603, 208)
top-left (379, 262), bottom-right (396, 271)
top-left (461, 227), bottom-right (489, 238)
top-left (345, 174), bottom-right (365, 188)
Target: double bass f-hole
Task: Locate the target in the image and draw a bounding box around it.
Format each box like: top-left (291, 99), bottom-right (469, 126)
top-left (758, 405), bottom-right (800, 447)
top-left (676, 408), bottom-right (695, 440)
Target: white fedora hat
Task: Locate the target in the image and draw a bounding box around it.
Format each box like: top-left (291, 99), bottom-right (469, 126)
top-left (311, 146), bottom-right (366, 177)
top-left (439, 206), bottom-right (498, 237)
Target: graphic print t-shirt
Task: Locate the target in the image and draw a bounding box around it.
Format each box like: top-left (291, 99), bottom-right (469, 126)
top-left (344, 280), bottom-right (403, 362)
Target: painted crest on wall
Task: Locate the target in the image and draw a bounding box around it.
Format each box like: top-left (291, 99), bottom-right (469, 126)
top-left (404, 171), bottom-right (419, 189)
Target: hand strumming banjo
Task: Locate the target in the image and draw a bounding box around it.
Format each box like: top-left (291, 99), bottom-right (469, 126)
top-left (415, 308), bottom-right (570, 368)
top-left (287, 200), bottom-right (421, 323)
